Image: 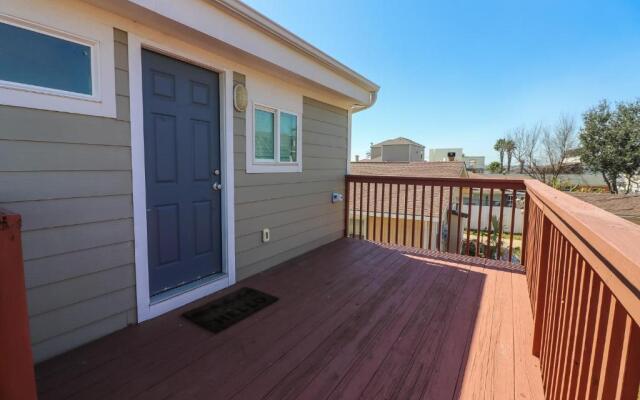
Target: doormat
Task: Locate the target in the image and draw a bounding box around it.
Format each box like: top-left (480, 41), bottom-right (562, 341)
top-left (183, 287), bottom-right (278, 333)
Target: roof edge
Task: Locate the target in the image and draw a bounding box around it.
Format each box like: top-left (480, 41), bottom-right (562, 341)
top-left (207, 0), bottom-right (380, 94)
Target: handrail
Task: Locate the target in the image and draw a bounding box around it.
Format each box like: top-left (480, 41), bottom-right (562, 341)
top-left (526, 179), bottom-right (640, 318)
top-left (346, 174), bottom-right (527, 190)
top-left (345, 175), bottom-right (527, 261)
top-left (523, 180), bottom-right (640, 400)
top-left (0, 209), bottom-right (37, 400)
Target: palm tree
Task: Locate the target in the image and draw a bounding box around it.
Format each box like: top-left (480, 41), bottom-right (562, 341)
top-left (494, 138), bottom-right (506, 172)
top-left (504, 139), bottom-right (516, 173)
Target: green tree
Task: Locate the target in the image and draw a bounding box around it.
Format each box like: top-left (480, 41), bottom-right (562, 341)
top-left (504, 139), bottom-right (516, 172)
top-left (493, 138), bottom-right (507, 171)
top-left (580, 100), bottom-right (640, 193)
top-left (487, 161), bottom-right (503, 174)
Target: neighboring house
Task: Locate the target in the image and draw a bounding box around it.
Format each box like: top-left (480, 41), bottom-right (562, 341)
top-left (428, 147), bottom-right (464, 162)
top-left (569, 193), bottom-right (640, 225)
top-left (428, 148), bottom-right (485, 172)
top-left (480, 172), bottom-right (608, 192)
top-left (0, 0), bottom-right (378, 362)
top-left (350, 161), bottom-right (468, 251)
top-left (368, 137), bottom-right (425, 162)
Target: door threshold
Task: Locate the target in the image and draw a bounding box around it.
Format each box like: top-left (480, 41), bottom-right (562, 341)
top-left (150, 273), bottom-right (226, 306)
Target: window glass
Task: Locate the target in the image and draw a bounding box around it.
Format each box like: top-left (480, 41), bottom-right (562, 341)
top-left (280, 112), bottom-right (297, 162)
top-left (0, 22), bottom-right (92, 95)
top-left (255, 108), bottom-right (275, 160)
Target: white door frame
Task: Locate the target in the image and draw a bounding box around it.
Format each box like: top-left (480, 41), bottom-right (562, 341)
top-left (128, 33), bottom-right (236, 322)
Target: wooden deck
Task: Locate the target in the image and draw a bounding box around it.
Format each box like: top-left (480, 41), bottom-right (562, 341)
top-left (35, 239), bottom-right (545, 400)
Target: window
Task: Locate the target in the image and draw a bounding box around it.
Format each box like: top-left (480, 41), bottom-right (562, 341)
top-left (255, 108), bottom-right (275, 160)
top-left (0, 21), bottom-right (94, 96)
top-left (280, 112), bottom-right (297, 162)
top-left (248, 104), bottom-right (301, 173)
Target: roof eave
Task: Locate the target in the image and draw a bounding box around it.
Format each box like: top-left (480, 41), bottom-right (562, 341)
top-left (207, 0), bottom-right (380, 94)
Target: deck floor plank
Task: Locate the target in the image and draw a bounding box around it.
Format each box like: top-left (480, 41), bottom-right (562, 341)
top-left (35, 239), bottom-right (545, 400)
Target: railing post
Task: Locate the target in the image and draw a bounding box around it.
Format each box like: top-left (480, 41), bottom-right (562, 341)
top-left (0, 210), bottom-right (37, 400)
top-left (344, 178), bottom-right (350, 237)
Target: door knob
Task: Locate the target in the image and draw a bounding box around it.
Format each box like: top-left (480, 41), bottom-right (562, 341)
top-left (213, 169), bottom-right (220, 176)
top-left (212, 182), bottom-right (222, 191)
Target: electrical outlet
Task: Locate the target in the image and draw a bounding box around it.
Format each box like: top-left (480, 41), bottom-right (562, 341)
top-left (261, 228), bottom-right (270, 243)
top-left (332, 192), bottom-right (344, 203)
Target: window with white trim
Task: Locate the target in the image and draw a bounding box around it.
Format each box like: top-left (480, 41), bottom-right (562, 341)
top-left (0, 13), bottom-right (115, 117)
top-left (0, 20), bottom-right (96, 97)
top-left (248, 103), bottom-right (302, 173)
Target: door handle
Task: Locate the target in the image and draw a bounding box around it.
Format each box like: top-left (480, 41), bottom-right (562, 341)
top-left (212, 182), bottom-right (222, 191)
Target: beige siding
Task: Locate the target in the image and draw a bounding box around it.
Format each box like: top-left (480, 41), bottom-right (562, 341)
top-left (233, 72), bottom-right (347, 280)
top-left (0, 29), bottom-right (135, 362)
top-left (381, 144), bottom-right (411, 161)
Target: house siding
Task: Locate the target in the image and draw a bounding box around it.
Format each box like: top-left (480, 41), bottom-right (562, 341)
top-left (381, 144), bottom-right (411, 161)
top-left (233, 72), bottom-right (348, 280)
top-left (0, 29), bottom-right (136, 362)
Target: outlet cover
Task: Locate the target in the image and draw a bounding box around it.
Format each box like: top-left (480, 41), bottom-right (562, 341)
top-left (261, 228), bottom-right (270, 243)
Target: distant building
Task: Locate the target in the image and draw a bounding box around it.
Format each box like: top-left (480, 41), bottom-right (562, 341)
top-left (429, 148), bottom-right (485, 173)
top-left (369, 137), bottom-right (425, 162)
top-left (428, 148), bottom-right (463, 162)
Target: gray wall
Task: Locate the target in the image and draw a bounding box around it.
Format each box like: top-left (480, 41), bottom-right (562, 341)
top-left (0, 29), bottom-right (136, 362)
top-left (409, 144), bottom-right (424, 161)
top-left (233, 73), bottom-right (348, 280)
top-left (381, 144), bottom-right (411, 162)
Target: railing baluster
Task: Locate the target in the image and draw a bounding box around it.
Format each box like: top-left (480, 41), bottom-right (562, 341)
top-left (497, 188), bottom-right (505, 260)
top-left (358, 182), bottom-right (364, 239)
top-left (486, 188), bottom-right (494, 259)
top-left (387, 183), bottom-right (392, 243)
top-left (351, 181), bottom-right (356, 238)
top-left (420, 185), bottom-right (426, 249)
top-left (411, 184), bottom-right (417, 247)
top-left (428, 185), bottom-right (434, 250)
top-left (373, 183), bottom-right (385, 242)
top-left (476, 187), bottom-right (483, 257)
top-left (446, 186), bottom-right (453, 252)
top-left (344, 178), bottom-right (350, 237)
top-left (456, 186), bottom-right (463, 254)
top-left (395, 183), bottom-right (400, 245)
top-left (403, 184), bottom-right (409, 246)
top-left (466, 186), bottom-right (472, 256)
top-left (365, 182), bottom-right (370, 240)
top-left (372, 183), bottom-right (378, 242)
top-left (508, 188), bottom-right (517, 261)
top-left (437, 186), bottom-right (443, 251)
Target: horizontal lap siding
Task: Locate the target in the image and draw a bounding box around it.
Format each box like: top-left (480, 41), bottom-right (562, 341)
top-left (234, 72), bottom-right (347, 280)
top-left (0, 29), bottom-right (136, 362)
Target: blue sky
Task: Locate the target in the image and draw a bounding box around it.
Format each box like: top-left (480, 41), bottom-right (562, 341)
top-left (243, 0), bottom-right (640, 162)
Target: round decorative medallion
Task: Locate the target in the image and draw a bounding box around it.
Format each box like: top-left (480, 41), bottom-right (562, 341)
top-left (233, 83), bottom-right (248, 112)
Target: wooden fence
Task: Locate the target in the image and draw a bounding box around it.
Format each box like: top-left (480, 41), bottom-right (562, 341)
top-left (524, 180), bottom-right (639, 400)
top-left (344, 175), bottom-right (526, 261)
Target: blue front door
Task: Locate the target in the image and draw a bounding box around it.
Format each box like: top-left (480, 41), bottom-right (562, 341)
top-left (142, 49), bottom-right (222, 297)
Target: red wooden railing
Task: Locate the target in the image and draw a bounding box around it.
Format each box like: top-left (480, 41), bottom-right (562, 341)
top-left (0, 209), bottom-right (37, 400)
top-left (345, 175), bottom-right (640, 399)
top-left (345, 175), bottom-right (527, 261)
top-left (524, 180), bottom-right (639, 400)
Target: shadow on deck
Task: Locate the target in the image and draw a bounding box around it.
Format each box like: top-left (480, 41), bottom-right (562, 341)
top-left (35, 238), bottom-right (544, 400)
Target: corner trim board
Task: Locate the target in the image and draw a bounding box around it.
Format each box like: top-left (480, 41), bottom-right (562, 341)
top-left (128, 32), bottom-right (236, 323)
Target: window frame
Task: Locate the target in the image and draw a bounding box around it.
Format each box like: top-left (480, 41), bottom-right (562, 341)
top-left (247, 102), bottom-right (302, 173)
top-left (0, 13), bottom-right (115, 117)
top-left (0, 15), bottom-right (100, 101)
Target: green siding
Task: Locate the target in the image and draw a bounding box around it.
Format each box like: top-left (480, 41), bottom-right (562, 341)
top-left (233, 72), bottom-right (348, 281)
top-left (0, 28), bottom-right (135, 362)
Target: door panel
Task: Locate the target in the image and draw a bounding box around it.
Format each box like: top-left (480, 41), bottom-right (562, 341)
top-left (142, 49), bottom-right (222, 297)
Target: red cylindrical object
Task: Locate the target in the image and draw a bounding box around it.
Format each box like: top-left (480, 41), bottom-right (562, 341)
top-left (0, 209), bottom-right (37, 400)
